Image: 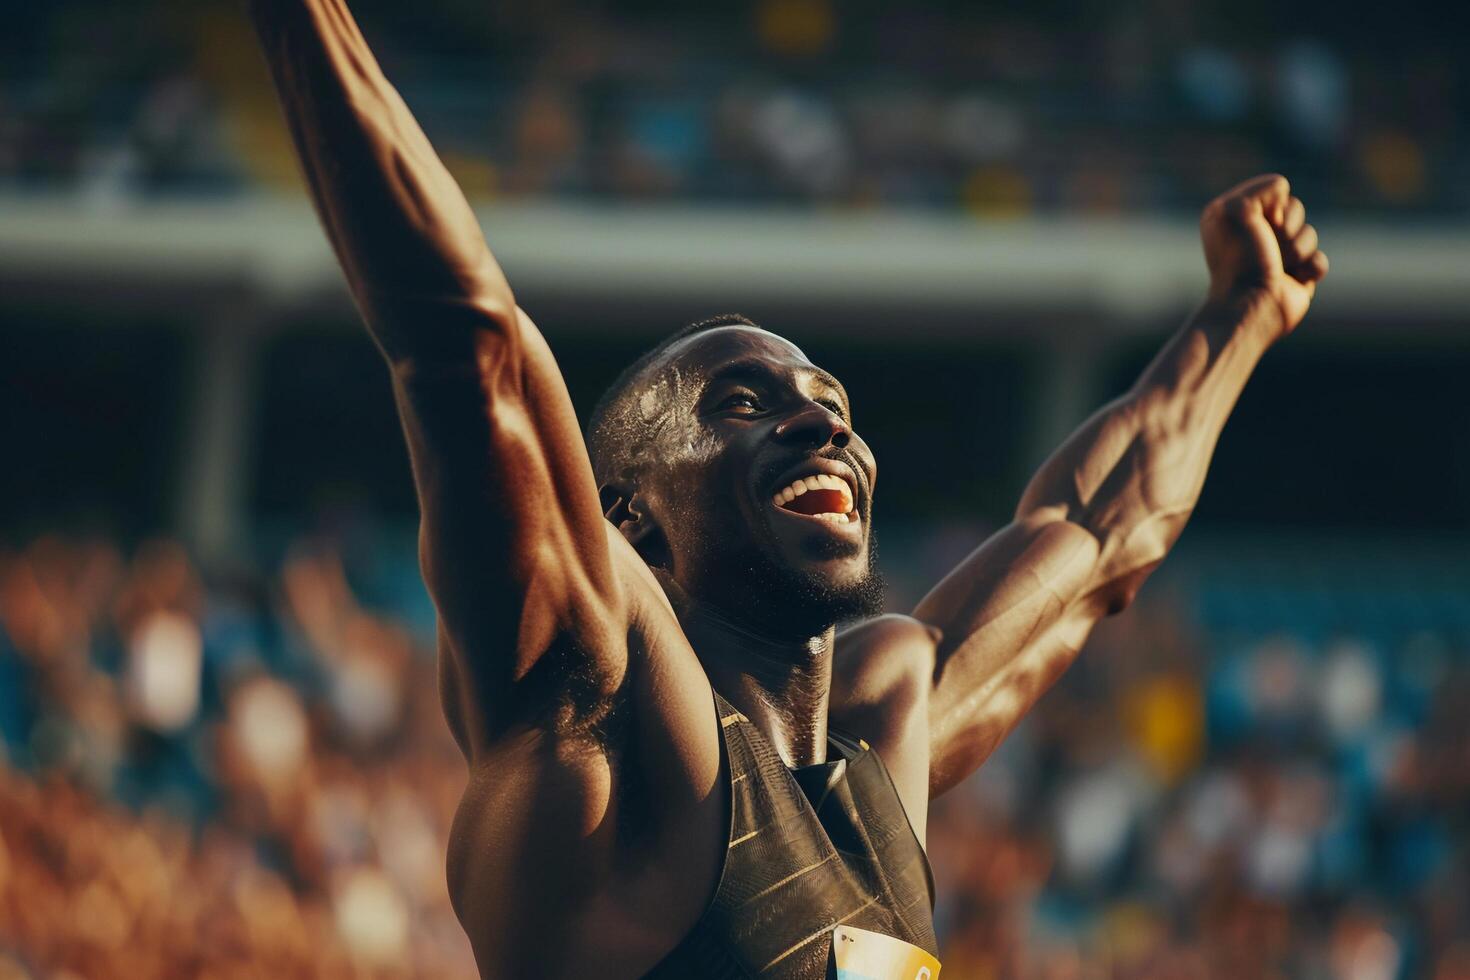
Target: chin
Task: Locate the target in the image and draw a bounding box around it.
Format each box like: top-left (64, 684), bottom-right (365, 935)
top-left (756, 543), bottom-right (885, 634)
top-left (798, 555), bottom-right (872, 591)
top-left (688, 511), bottom-right (884, 635)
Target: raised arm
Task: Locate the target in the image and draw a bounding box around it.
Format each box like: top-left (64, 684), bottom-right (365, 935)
top-left (250, 0), bottom-right (511, 346)
top-left (249, 0), bottom-right (628, 749)
top-left (251, 7), bottom-right (727, 972)
top-left (918, 175), bottom-right (1328, 796)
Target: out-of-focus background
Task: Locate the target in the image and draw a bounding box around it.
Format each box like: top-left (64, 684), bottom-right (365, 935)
top-left (3, 0), bottom-right (1469, 977)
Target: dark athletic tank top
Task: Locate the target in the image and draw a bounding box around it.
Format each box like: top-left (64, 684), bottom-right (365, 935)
top-left (645, 692), bottom-right (938, 979)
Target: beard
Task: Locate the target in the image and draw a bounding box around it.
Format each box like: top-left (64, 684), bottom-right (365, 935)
top-left (652, 451), bottom-right (886, 639)
top-left (716, 526), bottom-right (887, 639)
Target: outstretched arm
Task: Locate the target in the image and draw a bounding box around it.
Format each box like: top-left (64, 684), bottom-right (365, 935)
top-left (919, 175), bottom-right (1328, 796)
top-left (251, 9), bottom-right (728, 971)
top-left (251, 0), bottom-right (511, 349)
top-left (250, 0), bottom-right (627, 750)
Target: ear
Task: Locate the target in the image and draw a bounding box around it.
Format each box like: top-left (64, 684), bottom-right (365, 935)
top-left (599, 480), bottom-right (673, 570)
top-left (598, 481), bottom-right (657, 544)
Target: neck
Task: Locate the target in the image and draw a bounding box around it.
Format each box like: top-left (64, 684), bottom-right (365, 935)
top-left (677, 599), bottom-right (834, 767)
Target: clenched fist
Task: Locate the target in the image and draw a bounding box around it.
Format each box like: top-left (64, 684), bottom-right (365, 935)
top-left (1200, 174), bottom-right (1329, 339)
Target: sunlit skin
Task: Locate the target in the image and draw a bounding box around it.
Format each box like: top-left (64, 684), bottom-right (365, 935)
top-left (610, 328), bottom-right (878, 613)
top-left (600, 326), bottom-right (881, 773)
top-left (251, 1), bottom-right (1329, 976)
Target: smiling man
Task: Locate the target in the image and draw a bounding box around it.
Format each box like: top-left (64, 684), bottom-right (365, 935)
top-left (251, 1), bottom-right (1328, 977)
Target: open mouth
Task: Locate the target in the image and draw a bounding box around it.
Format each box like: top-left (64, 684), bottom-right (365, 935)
top-left (770, 472), bottom-right (859, 525)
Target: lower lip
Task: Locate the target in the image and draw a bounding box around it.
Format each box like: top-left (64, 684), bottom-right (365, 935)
top-left (769, 504), bottom-right (863, 535)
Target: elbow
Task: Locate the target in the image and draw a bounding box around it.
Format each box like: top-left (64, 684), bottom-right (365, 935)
top-left (1093, 558), bottom-right (1164, 617)
top-left (1068, 509), bottom-right (1175, 617)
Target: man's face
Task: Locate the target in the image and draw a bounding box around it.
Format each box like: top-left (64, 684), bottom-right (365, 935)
top-left (628, 326), bottom-right (881, 633)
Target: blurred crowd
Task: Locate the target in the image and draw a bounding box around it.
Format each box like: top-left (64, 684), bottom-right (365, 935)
top-left (927, 562), bottom-right (1470, 979)
top-left (0, 533), bottom-right (473, 978)
top-left (1, 528), bottom-right (1467, 978)
top-left (0, 0), bottom-right (1464, 215)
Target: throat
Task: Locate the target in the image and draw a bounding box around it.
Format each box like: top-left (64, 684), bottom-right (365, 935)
top-left (677, 600), bottom-right (834, 768)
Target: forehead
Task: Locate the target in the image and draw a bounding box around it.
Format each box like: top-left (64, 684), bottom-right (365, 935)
top-left (661, 325), bottom-right (825, 384)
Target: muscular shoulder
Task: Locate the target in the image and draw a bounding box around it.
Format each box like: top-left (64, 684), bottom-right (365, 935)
top-left (832, 614), bottom-right (939, 725)
top-left (830, 614), bottom-right (938, 841)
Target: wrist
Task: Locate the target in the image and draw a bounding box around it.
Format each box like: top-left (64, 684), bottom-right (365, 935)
top-left (1198, 287), bottom-right (1286, 348)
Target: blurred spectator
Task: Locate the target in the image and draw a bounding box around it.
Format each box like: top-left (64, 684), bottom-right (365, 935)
top-left (3, 0), bottom-right (1465, 217)
top-left (0, 533), bottom-right (474, 978)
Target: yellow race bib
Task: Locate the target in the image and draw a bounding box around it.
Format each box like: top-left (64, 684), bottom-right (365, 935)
top-left (831, 924), bottom-right (941, 980)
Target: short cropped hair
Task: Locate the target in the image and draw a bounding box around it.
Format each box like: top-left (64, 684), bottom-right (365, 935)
top-left (586, 313), bottom-right (760, 486)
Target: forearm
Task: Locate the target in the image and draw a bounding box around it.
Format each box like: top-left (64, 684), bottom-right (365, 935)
top-left (250, 0), bottom-right (513, 354)
top-left (923, 297), bottom-right (1276, 791)
top-left (1019, 293), bottom-right (1278, 583)
top-left (923, 177), bottom-right (1325, 793)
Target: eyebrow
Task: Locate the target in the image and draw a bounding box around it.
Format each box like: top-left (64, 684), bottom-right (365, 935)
top-left (704, 359), bottom-right (849, 405)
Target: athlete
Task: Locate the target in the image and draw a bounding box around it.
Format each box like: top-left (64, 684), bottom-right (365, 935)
top-left (250, 1), bottom-right (1329, 976)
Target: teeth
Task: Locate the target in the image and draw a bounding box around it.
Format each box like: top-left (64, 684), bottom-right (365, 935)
top-left (770, 471), bottom-right (857, 516)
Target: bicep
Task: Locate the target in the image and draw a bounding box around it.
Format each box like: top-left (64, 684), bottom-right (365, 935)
top-left (914, 516), bottom-right (1101, 658)
top-left (926, 611), bottom-right (1097, 797)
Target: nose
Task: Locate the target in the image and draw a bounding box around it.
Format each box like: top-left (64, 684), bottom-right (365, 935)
top-left (774, 401), bottom-right (851, 450)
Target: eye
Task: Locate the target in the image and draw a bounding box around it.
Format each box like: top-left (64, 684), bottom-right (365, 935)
top-left (717, 390), bottom-right (763, 414)
top-left (817, 398), bottom-right (848, 420)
